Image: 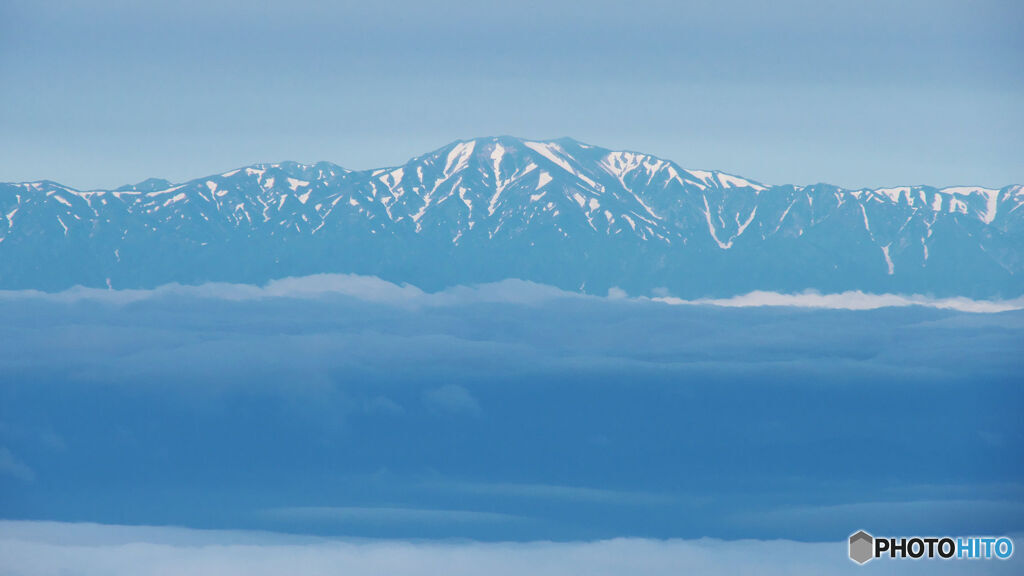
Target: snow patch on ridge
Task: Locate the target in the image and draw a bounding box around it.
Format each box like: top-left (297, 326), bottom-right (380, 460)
top-left (523, 141), bottom-right (602, 191)
top-left (536, 172), bottom-right (552, 190)
top-left (881, 245), bottom-right (894, 275)
top-left (444, 141), bottom-right (476, 175)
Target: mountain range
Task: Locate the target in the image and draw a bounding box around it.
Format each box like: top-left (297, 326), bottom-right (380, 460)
top-left (2, 136), bottom-right (1021, 297)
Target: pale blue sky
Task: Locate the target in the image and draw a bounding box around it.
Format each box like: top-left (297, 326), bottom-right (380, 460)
top-left (1, 0), bottom-right (1021, 190)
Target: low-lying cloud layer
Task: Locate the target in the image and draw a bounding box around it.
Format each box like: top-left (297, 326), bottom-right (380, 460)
top-left (1, 273), bottom-right (1021, 312)
top-left (1, 273), bottom-right (1021, 545)
top-left (655, 291), bottom-right (1024, 313)
top-left (2, 521), bottom-right (1019, 576)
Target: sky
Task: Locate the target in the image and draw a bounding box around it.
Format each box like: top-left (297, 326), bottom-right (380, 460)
top-left (1, 0), bottom-right (1022, 190)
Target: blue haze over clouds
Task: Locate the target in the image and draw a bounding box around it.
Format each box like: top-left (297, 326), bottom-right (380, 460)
top-left (1, 279), bottom-right (1021, 544)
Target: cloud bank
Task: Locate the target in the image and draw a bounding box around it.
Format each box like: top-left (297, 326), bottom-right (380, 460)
top-left (1, 273), bottom-right (1021, 543)
top-left (653, 291), bottom-right (1024, 313)
top-left (2, 521), bottom-right (1019, 576)
top-left (0, 273), bottom-right (1020, 312)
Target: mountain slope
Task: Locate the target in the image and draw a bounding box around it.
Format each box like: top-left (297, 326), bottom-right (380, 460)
top-left (1, 136), bottom-right (1021, 297)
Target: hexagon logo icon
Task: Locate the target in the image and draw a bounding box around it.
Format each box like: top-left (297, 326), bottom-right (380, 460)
top-left (849, 530), bottom-right (874, 564)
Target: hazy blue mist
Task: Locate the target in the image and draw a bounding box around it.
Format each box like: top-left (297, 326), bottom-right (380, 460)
top-left (2, 283), bottom-right (1021, 542)
top-left (1, 0), bottom-right (1021, 189)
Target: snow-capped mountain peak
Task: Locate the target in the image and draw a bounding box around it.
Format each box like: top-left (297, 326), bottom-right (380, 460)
top-left (1, 136), bottom-right (1020, 297)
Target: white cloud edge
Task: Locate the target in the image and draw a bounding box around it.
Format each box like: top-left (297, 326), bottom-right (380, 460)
top-left (0, 521), bottom-right (1019, 576)
top-left (0, 273), bottom-right (1020, 313)
top-left (651, 290), bottom-right (1024, 313)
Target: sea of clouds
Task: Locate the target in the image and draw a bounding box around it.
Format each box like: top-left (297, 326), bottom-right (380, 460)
top-left (2, 521), bottom-right (1021, 576)
top-left (1, 274), bottom-right (1021, 573)
top-left (1, 273), bottom-right (1022, 312)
